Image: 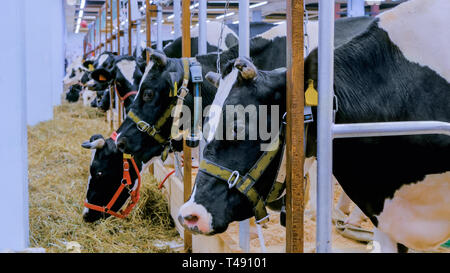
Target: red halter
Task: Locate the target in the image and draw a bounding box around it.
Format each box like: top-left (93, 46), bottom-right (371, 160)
top-left (114, 83), bottom-right (137, 107)
top-left (83, 132), bottom-right (142, 219)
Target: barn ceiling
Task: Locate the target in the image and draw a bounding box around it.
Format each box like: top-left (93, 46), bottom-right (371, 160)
top-left (65, 0), bottom-right (407, 34)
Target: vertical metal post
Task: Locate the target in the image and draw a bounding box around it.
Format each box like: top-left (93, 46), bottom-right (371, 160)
top-left (128, 0), bottom-right (132, 55)
top-left (174, 0), bottom-right (182, 39)
top-left (238, 0), bottom-right (250, 253)
top-left (146, 0), bottom-right (152, 63)
top-left (198, 0), bottom-right (207, 55)
top-left (117, 0), bottom-right (121, 55)
top-left (136, 19), bottom-right (142, 54)
top-left (157, 4), bottom-right (163, 51)
top-left (347, 0), bottom-right (365, 17)
top-left (316, 0), bottom-right (334, 253)
top-left (252, 10), bottom-right (262, 22)
top-left (238, 0), bottom-right (250, 57)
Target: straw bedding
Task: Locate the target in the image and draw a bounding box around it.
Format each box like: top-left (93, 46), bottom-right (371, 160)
top-left (28, 102), bottom-right (181, 253)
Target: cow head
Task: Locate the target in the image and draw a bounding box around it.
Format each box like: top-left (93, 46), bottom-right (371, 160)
top-left (116, 49), bottom-right (185, 162)
top-left (86, 52), bottom-right (117, 91)
top-left (66, 84), bottom-right (82, 103)
top-left (81, 134), bottom-right (141, 222)
top-left (178, 58), bottom-right (286, 235)
top-left (91, 56), bottom-right (144, 111)
top-left (63, 66), bottom-right (86, 87)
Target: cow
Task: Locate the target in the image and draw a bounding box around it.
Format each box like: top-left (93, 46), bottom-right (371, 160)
top-left (65, 84), bottom-right (82, 103)
top-left (115, 21), bottom-right (369, 233)
top-left (90, 56), bottom-right (146, 113)
top-left (178, 0), bottom-right (450, 253)
top-left (114, 27), bottom-right (291, 162)
top-left (81, 134), bottom-right (149, 222)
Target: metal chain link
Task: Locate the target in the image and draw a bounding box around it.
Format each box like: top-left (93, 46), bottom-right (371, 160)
top-left (216, 0), bottom-right (231, 74)
top-left (304, 1), bottom-right (310, 56)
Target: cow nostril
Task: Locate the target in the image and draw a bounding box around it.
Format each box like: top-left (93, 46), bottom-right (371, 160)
top-left (184, 214), bottom-right (198, 223)
top-left (117, 138), bottom-right (127, 152)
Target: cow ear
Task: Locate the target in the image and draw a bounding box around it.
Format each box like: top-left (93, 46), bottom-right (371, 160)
top-left (205, 72), bottom-right (221, 88)
top-left (91, 68), bottom-right (113, 83)
top-left (168, 71), bottom-right (182, 94)
top-left (150, 50), bottom-right (167, 67)
top-left (81, 135), bottom-right (105, 149)
top-left (234, 57), bottom-right (258, 81)
top-left (83, 60), bottom-right (94, 70)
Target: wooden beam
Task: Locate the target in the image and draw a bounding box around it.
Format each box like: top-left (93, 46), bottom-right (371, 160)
top-left (285, 0), bottom-right (304, 253)
top-left (146, 1), bottom-right (152, 63)
top-left (182, 0), bottom-right (192, 253)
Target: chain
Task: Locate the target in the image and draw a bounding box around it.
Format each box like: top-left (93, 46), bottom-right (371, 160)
top-left (216, 0), bottom-right (231, 74)
top-left (304, 1), bottom-right (310, 56)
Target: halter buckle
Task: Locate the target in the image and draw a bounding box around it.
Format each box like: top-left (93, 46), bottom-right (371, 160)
top-left (227, 171), bottom-right (240, 189)
top-left (137, 120), bottom-right (151, 132)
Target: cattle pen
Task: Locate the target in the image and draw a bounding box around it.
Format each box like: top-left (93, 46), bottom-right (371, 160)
top-left (1, 0), bottom-right (449, 259)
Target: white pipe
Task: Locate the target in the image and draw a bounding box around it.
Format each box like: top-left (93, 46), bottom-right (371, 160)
top-left (333, 121), bottom-right (450, 138)
top-left (157, 5), bottom-right (163, 51)
top-left (198, 0), bottom-right (207, 54)
top-left (238, 0), bottom-right (251, 253)
top-left (173, 0), bottom-right (182, 39)
top-left (316, 0), bottom-right (334, 253)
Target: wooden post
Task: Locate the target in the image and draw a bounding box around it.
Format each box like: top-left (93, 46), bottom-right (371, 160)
top-left (109, 0), bottom-right (113, 51)
top-left (286, 0), bottom-right (304, 253)
top-left (116, 0), bottom-right (121, 55)
top-left (128, 1), bottom-right (132, 56)
top-left (182, 0), bottom-right (192, 253)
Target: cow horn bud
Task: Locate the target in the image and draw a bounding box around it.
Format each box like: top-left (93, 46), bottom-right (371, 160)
top-left (234, 57), bottom-right (258, 80)
top-left (205, 72), bottom-right (221, 88)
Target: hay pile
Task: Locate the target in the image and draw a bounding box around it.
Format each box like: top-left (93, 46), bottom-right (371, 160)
top-left (28, 103), bottom-right (181, 253)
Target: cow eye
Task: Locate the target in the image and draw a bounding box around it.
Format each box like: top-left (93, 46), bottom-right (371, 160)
top-left (143, 90), bottom-right (154, 102)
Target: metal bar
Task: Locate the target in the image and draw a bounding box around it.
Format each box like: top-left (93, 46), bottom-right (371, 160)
top-left (333, 121), bottom-right (450, 138)
top-left (157, 5), bottom-right (163, 51)
top-left (238, 0), bottom-right (250, 57)
top-left (117, 0), bottom-right (121, 55)
top-left (347, 0), bottom-right (365, 17)
top-left (238, 0), bottom-right (251, 253)
top-left (128, 0), bottom-right (132, 55)
top-left (174, 0), bottom-right (182, 38)
top-left (316, 0), bottom-right (334, 253)
top-left (198, 0), bottom-right (207, 54)
top-left (146, 0), bottom-right (151, 63)
top-left (285, 0), bottom-right (304, 253)
top-left (136, 19), bottom-right (142, 54)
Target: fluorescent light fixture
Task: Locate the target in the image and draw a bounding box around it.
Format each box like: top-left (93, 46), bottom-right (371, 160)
top-left (168, 14), bottom-right (175, 20)
top-left (171, 31), bottom-right (174, 34)
top-left (216, 12), bottom-right (235, 19)
top-left (249, 1), bottom-right (268, 9)
top-left (80, 0), bottom-right (86, 9)
top-left (78, 10), bottom-right (84, 18)
top-left (232, 20), bottom-right (239, 24)
top-left (275, 21), bottom-right (285, 25)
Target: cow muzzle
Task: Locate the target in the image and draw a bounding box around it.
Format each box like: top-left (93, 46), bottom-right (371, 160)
top-left (178, 202), bottom-right (213, 235)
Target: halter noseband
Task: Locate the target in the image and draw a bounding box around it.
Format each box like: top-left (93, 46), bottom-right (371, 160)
top-left (84, 132), bottom-right (142, 219)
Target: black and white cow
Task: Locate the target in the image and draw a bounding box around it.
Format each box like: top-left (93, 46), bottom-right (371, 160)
top-left (81, 134), bottom-right (147, 222)
top-left (65, 84), bottom-right (82, 103)
top-left (179, 0), bottom-right (450, 252)
top-left (115, 27), bottom-right (291, 162)
top-left (90, 55), bottom-right (145, 112)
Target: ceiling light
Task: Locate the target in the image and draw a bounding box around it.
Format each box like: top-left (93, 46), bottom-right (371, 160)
top-left (249, 1), bottom-right (267, 9)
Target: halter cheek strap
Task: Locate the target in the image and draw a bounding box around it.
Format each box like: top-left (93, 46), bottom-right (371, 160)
top-left (198, 125), bottom-right (285, 225)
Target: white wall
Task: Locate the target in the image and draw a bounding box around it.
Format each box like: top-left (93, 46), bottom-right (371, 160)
top-left (0, 0), bottom-right (29, 251)
top-left (25, 0), bottom-right (66, 126)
